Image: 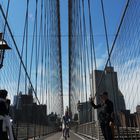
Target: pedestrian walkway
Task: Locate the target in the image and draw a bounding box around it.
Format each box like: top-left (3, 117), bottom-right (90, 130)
top-left (45, 131), bottom-right (91, 140)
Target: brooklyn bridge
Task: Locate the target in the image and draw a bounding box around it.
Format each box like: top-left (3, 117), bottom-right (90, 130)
top-left (0, 0), bottom-right (140, 139)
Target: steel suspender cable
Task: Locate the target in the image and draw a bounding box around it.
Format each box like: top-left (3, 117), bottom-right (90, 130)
top-left (35, 0), bottom-right (38, 98)
top-left (25, 0), bottom-right (29, 96)
top-left (29, 0), bottom-right (38, 79)
top-left (87, 0), bottom-right (97, 138)
top-left (0, 0), bottom-right (63, 138)
top-left (68, 0), bottom-right (72, 114)
top-left (78, 0), bottom-right (84, 103)
top-left (100, 0), bottom-right (121, 138)
top-left (17, 13), bottom-right (27, 96)
top-left (44, 0), bottom-right (48, 118)
top-left (82, 0), bottom-right (90, 122)
top-left (25, 1), bottom-right (29, 138)
top-left (16, 1), bottom-right (29, 138)
top-left (39, 0), bottom-right (43, 104)
top-left (87, 0), bottom-right (97, 70)
top-left (0, 0), bottom-right (10, 90)
top-left (94, 0), bottom-right (130, 97)
top-left (95, 0), bottom-right (130, 139)
top-left (2, 0), bottom-right (10, 36)
top-left (101, 0), bottom-right (111, 67)
top-left (0, 4), bottom-right (40, 104)
top-left (57, 0), bottom-right (63, 115)
top-left (43, 0), bottom-right (46, 106)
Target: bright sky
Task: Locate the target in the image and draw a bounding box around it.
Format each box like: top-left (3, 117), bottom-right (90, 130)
top-left (0, 0), bottom-right (127, 110)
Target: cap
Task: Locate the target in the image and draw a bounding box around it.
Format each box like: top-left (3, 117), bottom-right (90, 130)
top-left (0, 89), bottom-right (8, 98)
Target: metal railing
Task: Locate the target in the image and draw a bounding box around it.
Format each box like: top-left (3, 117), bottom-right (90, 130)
top-left (13, 123), bottom-right (59, 140)
top-left (72, 121), bottom-right (140, 140)
top-left (72, 121), bottom-right (104, 140)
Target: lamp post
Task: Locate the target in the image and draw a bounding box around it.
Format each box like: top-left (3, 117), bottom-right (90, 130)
top-left (0, 32), bottom-right (11, 69)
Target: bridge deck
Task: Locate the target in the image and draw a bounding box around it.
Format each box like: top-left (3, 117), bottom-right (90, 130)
top-left (45, 131), bottom-right (90, 140)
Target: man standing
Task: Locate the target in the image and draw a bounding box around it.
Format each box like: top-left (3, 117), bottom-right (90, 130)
top-left (90, 91), bottom-right (114, 140)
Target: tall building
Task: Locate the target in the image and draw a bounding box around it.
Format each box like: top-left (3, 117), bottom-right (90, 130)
top-left (12, 93), bottom-right (47, 124)
top-left (136, 105), bottom-right (140, 114)
top-left (92, 66), bottom-right (126, 121)
top-left (77, 101), bottom-right (92, 124)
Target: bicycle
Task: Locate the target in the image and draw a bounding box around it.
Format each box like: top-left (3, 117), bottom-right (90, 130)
top-left (63, 124), bottom-right (69, 140)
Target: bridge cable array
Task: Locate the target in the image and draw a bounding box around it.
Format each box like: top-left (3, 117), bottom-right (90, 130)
top-left (0, 0), bottom-right (140, 139)
top-left (0, 0), bottom-right (63, 139)
top-left (69, 0), bottom-right (140, 139)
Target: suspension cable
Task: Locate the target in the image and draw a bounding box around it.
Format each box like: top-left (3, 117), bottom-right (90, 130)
top-left (29, 0), bottom-right (38, 78)
top-left (0, 4), bottom-right (40, 104)
top-left (94, 0), bottom-right (130, 97)
top-left (100, 0), bottom-right (111, 66)
top-left (88, 0), bottom-right (97, 70)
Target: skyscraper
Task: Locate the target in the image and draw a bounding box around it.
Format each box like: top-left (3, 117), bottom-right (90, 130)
top-left (92, 66), bottom-right (126, 121)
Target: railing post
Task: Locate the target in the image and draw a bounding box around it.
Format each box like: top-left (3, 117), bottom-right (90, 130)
top-left (96, 121), bottom-right (100, 140)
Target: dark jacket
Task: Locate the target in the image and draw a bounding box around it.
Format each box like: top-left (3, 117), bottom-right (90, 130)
top-left (0, 99), bottom-right (9, 140)
top-left (0, 99), bottom-right (8, 116)
top-left (91, 99), bottom-right (114, 124)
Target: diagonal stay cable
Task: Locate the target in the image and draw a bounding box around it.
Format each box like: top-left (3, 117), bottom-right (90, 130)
top-left (94, 0), bottom-right (130, 97)
top-left (3, 0), bottom-right (10, 36)
top-left (0, 4), bottom-right (40, 104)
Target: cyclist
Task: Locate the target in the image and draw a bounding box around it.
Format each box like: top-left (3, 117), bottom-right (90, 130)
top-left (62, 111), bottom-right (71, 138)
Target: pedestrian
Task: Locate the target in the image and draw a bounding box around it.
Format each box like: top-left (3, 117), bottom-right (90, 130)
top-left (6, 98), bottom-right (17, 140)
top-left (90, 91), bottom-right (114, 140)
top-left (0, 89), bottom-right (14, 140)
